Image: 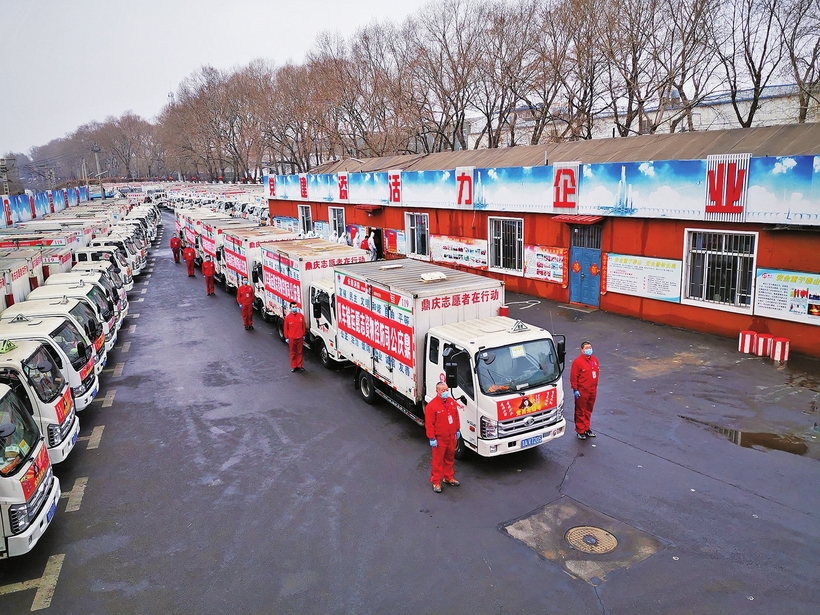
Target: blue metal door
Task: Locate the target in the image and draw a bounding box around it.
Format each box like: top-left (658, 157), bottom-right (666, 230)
top-left (569, 247), bottom-right (601, 306)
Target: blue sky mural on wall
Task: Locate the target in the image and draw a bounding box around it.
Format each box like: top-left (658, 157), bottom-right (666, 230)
top-left (578, 160), bottom-right (706, 220)
top-left (307, 173), bottom-right (334, 201)
top-left (746, 156), bottom-right (820, 223)
top-left (348, 172), bottom-right (388, 205)
top-left (402, 169), bottom-right (454, 208)
top-left (474, 165), bottom-right (553, 212)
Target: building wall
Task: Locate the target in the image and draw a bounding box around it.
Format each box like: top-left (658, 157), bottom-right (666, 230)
top-left (269, 199), bottom-right (820, 357)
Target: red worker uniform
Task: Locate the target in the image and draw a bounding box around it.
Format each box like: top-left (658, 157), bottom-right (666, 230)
top-left (424, 391), bottom-right (461, 488)
top-left (202, 259), bottom-right (216, 295)
top-left (236, 283), bottom-right (254, 329)
top-left (183, 247), bottom-right (196, 277)
top-left (170, 236), bottom-right (182, 263)
top-left (570, 350), bottom-right (600, 436)
top-left (284, 308), bottom-right (307, 371)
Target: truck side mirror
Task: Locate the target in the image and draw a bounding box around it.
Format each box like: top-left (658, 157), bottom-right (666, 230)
top-left (77, 342), bottom-right (87, 359)
top-left (312, 301), bottom-right (321, 319)
top-left (555, 335), bottom-right (566, 366)
top-left (443, 360), bottom-right (458, 389)
top-left (251, 268), bottom-right (259, 284)
top-left (0, 423), bottom-right (16, 438)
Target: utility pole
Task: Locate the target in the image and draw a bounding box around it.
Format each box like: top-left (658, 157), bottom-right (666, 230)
top-left (0, 157), bottom-right (14, 195)
top-left (92, 142), bottom-right (105, 199)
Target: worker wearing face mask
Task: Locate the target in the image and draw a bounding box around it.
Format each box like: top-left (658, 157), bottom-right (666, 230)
top-left (424, 381), bottom-right (461, 493)
top-left (284, 301), bottom-right (306, 372)
top-left (570, 341), bottom-right (600, 440)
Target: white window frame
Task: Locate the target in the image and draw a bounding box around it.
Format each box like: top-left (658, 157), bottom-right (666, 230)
top-left (681, 228), bottom-right (758, 315)
top-left (298, 204), bottom-right (313, 235)
top-left (329, 207), bottom-right (345, 238)
top-left (488, 216), bottom-right (524, 275)
top-left (405, 212), bottom-right (430, 260)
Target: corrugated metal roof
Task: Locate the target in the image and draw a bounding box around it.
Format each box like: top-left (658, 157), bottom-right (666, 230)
top-left (335, 258), bottom-right (502, 298)
top-left (262, 238), bottom-right (366, 260)
top-left (308, 124), bottom-right (820, 173)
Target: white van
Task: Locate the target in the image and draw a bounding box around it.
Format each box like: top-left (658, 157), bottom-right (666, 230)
top-left (73, 247), bottom-right (133, 291)
top-left (45, 271), bottom-right (127, 328)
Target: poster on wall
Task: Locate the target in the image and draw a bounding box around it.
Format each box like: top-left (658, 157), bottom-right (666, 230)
top-left (313, 221), bottom-right (330, 239)
top-left (753, 268), bottom-right (820, 326)
top-left (383, 229), bottom-right (407, 256)
top-left (430, 235), bottom-right (488, 270)
top-left (604, 253), bottom-right (682, 302)
top-left (524, 245), bottom-right (565, 283)
top-left (273, 216), bottom-right (299, 233)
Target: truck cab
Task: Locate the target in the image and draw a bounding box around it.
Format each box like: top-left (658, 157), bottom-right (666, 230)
top-left (0, 316), bottom-right (98, 411)
top-left (0, 339), bottom-right (80, 464)
top-left (0, 384), bottom-right (62, 558)
top-left (1, 297), bottom-right (108, 376)
top-left (73, 247), bottom-right (133, 291)
top-left (45, 271), bottom-right (127, 329)
top-left (427, 317), bottom-right (566, 457)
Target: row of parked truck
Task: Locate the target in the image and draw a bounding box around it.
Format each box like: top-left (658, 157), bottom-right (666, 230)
top-left (176, 206), bottom-right (569, 463)
top-left (0, 199), bottom-right (161, 559)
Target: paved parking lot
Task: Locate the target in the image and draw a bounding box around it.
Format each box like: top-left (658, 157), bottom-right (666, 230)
top-left (1, 212), bottom-right (818, 614)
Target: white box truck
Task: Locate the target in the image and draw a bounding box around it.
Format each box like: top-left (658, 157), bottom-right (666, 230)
top-left (326, 259), bottom-right (567, 458)
top-left (258, 239), bottom-right (367, 348)
top-left (222, 227), bottom-right (298, 292)
top-left (201, 218), bottom-right (256, 280)
top-left (0, 383), bottom-right (61, 558)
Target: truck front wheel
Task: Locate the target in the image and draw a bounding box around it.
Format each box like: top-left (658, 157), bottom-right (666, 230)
top-left (358, 371), bottom-right (377, 405)
top-left (317, 340), bottom-right (334, 369)
top-left (276, 319), bottom-right (286, 343)
top-left (454, 434), bottom-right (467, 460)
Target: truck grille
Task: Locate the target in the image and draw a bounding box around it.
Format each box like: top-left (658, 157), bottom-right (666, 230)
top-left (497, 406), bottom-right (563, 438)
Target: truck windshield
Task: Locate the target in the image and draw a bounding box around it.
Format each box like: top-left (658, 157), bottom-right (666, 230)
top-left (70, 302), bottom-right (102, 340)
top-left (22, 347), bottom-right (65, 404)
top-left (93, 276), bottom-right (118, 302)
top-left (476, 339), bottom-right (561, 396)
top-left (0, 392), bottom-right (39, 476)
top-left (50, 320), bottom-right (89, 372)
top-left (86, 286), bottom-right (113, 320)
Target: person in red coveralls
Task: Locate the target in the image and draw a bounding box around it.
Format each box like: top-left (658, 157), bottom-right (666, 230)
top-left (284, 301), bottom-right (306, 372)
top-left (170, 234), bottom-right (182, 263)
top-left (236, 279), bottom-right (255, 330)
top-left (183, 246), bottom-right (196, 277)
top-left (425, 381), bottom-right (461, 493)
top-left (570, 340), bottom-right (600, 440)
top-left (202, 256), bottom-right (216, 296)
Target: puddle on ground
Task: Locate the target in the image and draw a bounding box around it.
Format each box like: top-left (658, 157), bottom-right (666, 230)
top-left (680, 416), bottom-right (819, 460)
top-left (625, 351), bottom-right (707, 378)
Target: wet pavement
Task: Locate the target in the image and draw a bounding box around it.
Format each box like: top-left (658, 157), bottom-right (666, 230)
top-left (1, 210), bottom-right (818, 614)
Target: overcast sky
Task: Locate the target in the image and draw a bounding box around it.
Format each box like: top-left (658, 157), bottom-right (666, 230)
top-left (2, 0), bottom-right (430, 156)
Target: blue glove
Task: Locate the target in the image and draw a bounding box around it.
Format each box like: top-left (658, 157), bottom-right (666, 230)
top-left (573, 389), bottom-right (580, 399)
top-left (285, 339), bottom-right (288, 343)
top-left (456, 430), bottom-right (461, 440)
top-left (429, 439), bottom-right (438, 447)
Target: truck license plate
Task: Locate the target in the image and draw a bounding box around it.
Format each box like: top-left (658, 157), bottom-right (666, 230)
top-left (521, 435), bottom-right (543, 449)
top-left (46, 500), bottom-right (57, 524)
top-left (71, 430), bottom-right (78, 445)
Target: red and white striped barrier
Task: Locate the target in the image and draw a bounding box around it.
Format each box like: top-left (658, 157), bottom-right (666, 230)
top-left (770, 337), bottom-right (790, 362)
top-left (738, 330), bottom-right (757, 354)
top-left (755, 334), bottom-right (773, 357)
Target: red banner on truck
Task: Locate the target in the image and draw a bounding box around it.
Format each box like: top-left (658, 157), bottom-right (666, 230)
top-left (337, 296), bottom-right (414, 366)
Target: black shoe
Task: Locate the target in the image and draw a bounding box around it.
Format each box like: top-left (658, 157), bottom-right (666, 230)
top-left (292, 368), bottom-right (297, 372)
top-left (577, 432), bottom-right (587, 440)
top-left (248, 325), bottom-right (254, 330)
top-left (298, 367), bottom-right (305, 371)
top-left (585, 430), bottom-right (596, 438)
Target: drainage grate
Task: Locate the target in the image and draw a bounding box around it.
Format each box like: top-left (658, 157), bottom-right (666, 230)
top-left (565, 526), bottom-right (618, 554)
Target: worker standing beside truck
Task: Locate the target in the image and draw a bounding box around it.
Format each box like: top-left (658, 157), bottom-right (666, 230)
top-left (170, 234), bottom-right (182, 263)
top-left (236, 280), bottom-right (255, 330)
top-left (202, 256), bottom-right (216, 296)
top-left (570, 341), bottom-right (600, 440)
top-left (284, 301), bottom-right (306, 372)
top-left (183, 246), bottom-right (196, 277)
top-left (425, 382), bottom-right (461, 493)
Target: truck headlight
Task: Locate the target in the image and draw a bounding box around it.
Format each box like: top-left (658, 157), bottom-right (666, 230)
top-left (557, 399), bottom-right (564, 420)
top-left (480, 416), bottom-right (498, 439)
top-left (9, 503), bottom-right (32, 534)
top-left (47, 423), bottom-right (61, 447)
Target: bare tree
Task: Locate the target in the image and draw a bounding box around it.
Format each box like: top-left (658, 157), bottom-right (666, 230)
top-left (776, 0), bottom-right (820, 122)
top-left (712, 0), bottom-right (784, 127)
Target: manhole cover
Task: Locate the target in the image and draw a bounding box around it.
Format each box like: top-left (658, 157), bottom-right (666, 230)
top-left (565, 526), bottom-right (618, 554)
